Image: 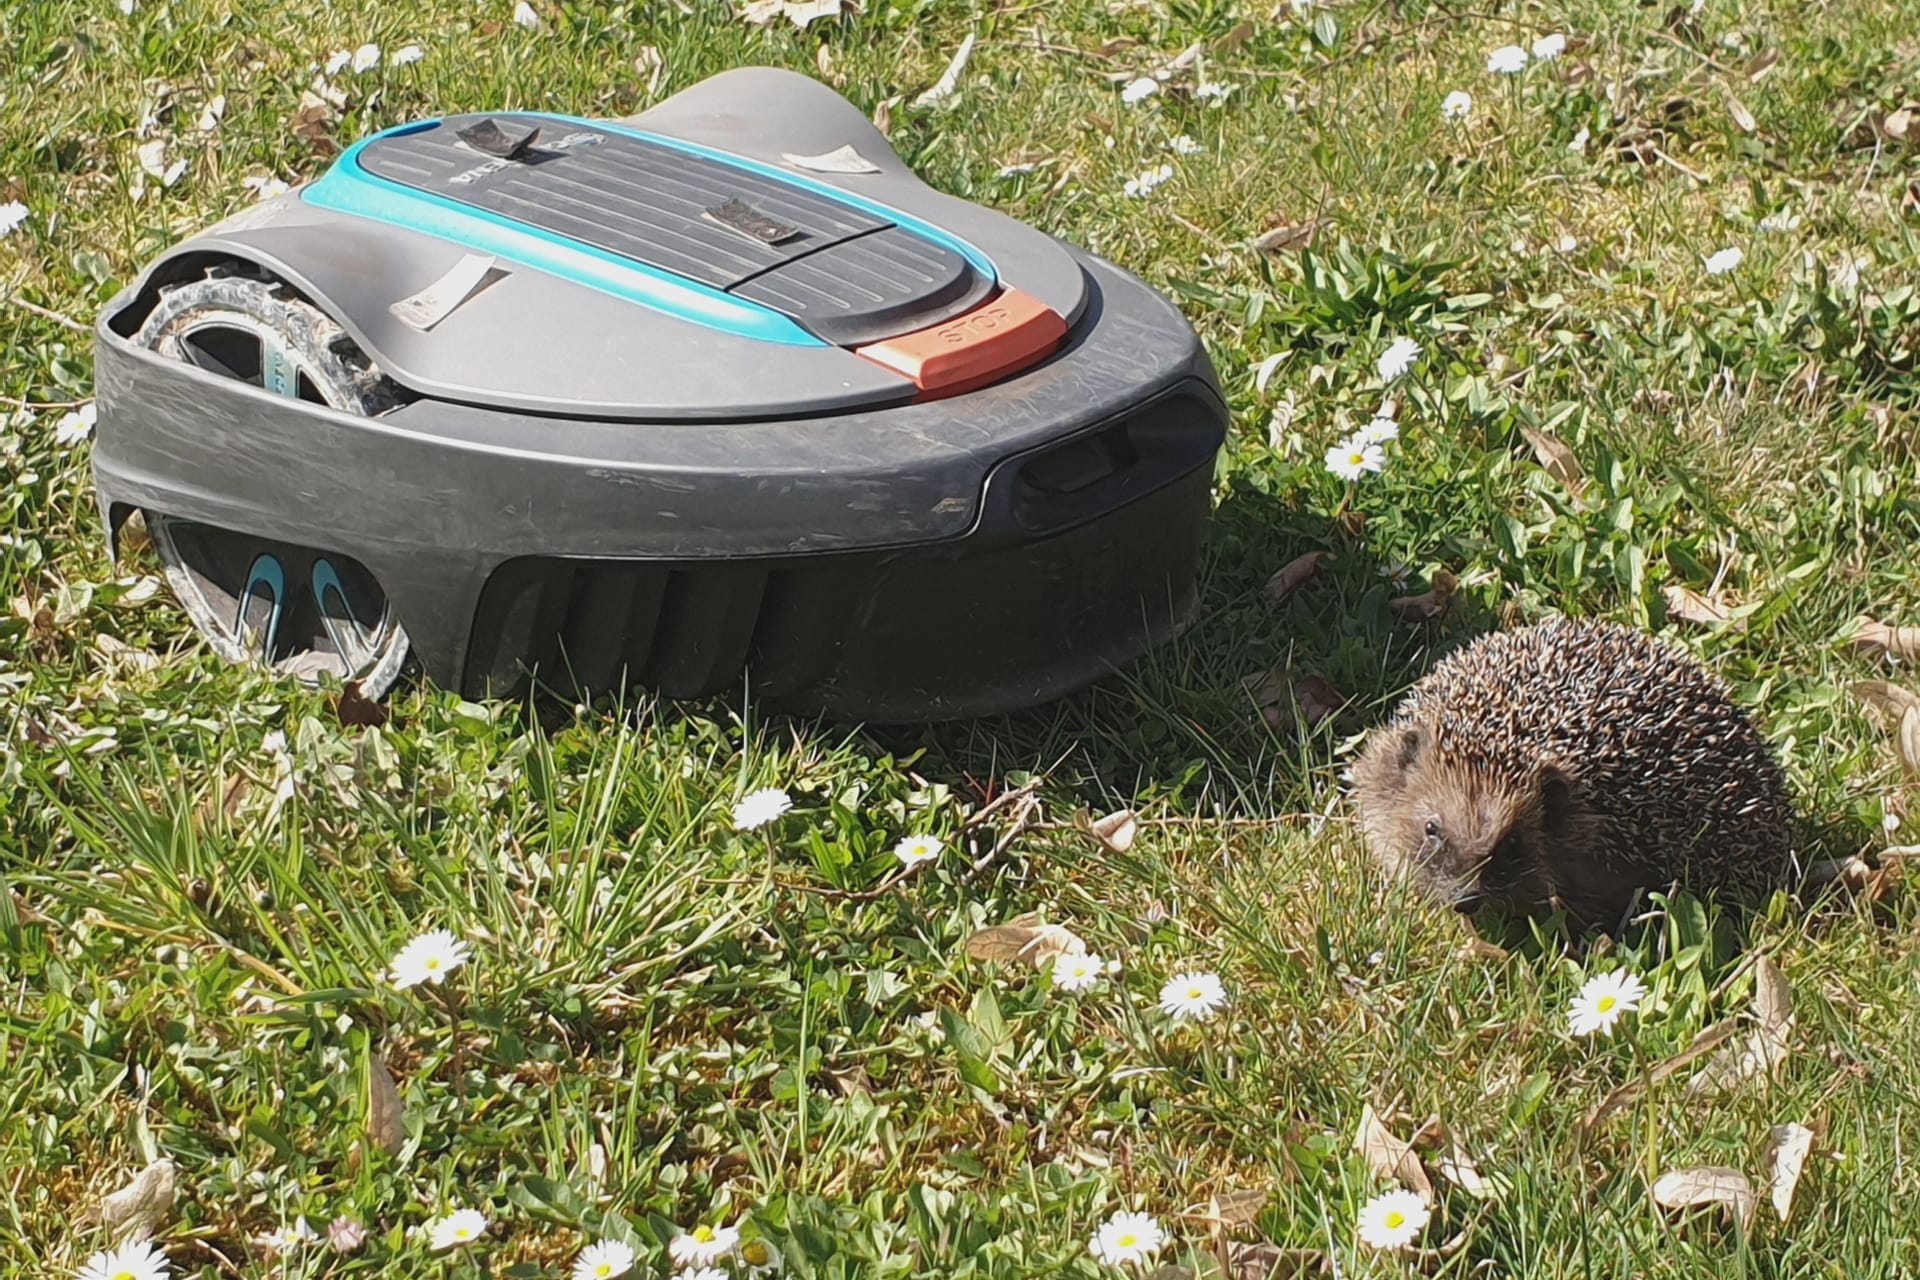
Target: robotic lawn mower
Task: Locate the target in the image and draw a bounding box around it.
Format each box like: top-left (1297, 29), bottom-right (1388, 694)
top-left (91, 67), bottom-right (1228, 722)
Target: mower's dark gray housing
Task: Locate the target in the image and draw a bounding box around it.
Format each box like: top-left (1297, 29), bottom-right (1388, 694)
top-left (92, 67), bottom-right (1227, 721)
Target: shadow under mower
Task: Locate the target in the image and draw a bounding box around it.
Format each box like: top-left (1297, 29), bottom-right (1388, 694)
top-left (92, 67), bottom-right (1228, 723)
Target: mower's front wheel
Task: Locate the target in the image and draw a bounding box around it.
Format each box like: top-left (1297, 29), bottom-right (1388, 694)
top-left (132, 269), bottom-right (413, 698)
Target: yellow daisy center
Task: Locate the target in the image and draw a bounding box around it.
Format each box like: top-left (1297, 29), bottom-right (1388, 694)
top-left (455, 1227), bottom-right (472, 1239)
top-left (1597, 995), bottom-right (1617, 1013)
top-left (694, 1226), bottom-right (716, 1242)
top-left (1117, 1232), bottom-right (1139, 1246)
top-left (596, 1267), bottom-right (613, 1277)
top-left (1384, 1210), bottom-right (1405, 1228)
top-left (743, 1242), bottom-right (771, 1263)
top-left (1187, 986), bottom-right (1204, 999)
top-left (116, 1271), bottom-right (137, 1280)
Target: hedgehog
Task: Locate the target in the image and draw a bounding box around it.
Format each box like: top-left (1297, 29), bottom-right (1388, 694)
top-left (1348, 616), bottom-right (1800, 930)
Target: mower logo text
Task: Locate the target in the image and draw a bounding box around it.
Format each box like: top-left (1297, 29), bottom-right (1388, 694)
top-left (448, 130), bottom-right (605, 185)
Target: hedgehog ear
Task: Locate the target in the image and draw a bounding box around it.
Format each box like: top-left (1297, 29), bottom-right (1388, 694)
top-left (1392, 725), bottom-right (1425, 772)
top-left (1535, 761), bottom-right (1576, 838)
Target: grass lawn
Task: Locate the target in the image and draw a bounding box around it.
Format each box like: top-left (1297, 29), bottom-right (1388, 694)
top-left (5, 0), bottom-right (1920, 1275)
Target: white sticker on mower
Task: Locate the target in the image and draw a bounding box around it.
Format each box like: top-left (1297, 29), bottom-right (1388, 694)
top-left (389, 253), bottom-right (500, 332)
top-left (781, 144), bottom-right (882, 175)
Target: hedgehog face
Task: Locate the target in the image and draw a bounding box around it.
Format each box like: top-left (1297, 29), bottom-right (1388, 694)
top-left (1351, 724), bottom-right (1576, 913)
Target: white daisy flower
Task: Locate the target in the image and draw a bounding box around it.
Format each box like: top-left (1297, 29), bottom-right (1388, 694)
top-left (78, 1240), bottom-right (172, 1280)
top-left (56, 403), bottom-right (97, 446)
top-left (513, 1), bottom-right (544, 30)
top-left (243, 174), bottom-right (292, 199)
top-left (738, 1238), bottom-right (783, 1274)
top-left (1757, 211), bottom-right (1801, 233)
top-left (1122, 163), bottom-right (1175, 199)
top-left (260, 1218), bottom-right (320, 1253)
top-left (387, 928), bottom-right (472, 989)
top-left (1356, 1188), bottom-right (1430, 1250)
top-left (1568, 968), bottom-right (1647, 1037)
top-left (1169, 134), bottom-right (1203, 155)
top-left (1354, 416), bottom-right (1400, 446)
top-left (668, 1224), bottom-right (739, 1268)
top-left (1440, 90), bottom-right (1472, 122)
top-left (0, 200), bottom-right (28, 236)
top-left (732, 786), bottom-right (793, 831)
top-left (118, 0), bottom-right (137, 12)
top-left (571, 1239), bottom-right (636, 1280)
top-left (324, 50), bottom-right (353, 76)
top-left (351, 43), bottom-right (381, 73)
top-left (1555, 233), bottom-right (1579, 253)
top-left (1324, 440), bottom-right (1387, 482)
top-left (1157, 970), bottom-right (1228, 1022)
top-left (1486, 45), bottom-right (1530, 74)
top-left (1704, 246), bottom-right (1744, 275)
top-left (1883, 810), bottom-right (1901, 832)
top-left (1192, 81), bottom-right (1232, 103)
top-left (1120, 77), bottom-right (1159, 105)
top-left (1531, 32), bottom-right (1567, 60)
top-left (1088, 1210), bottom-right (1166, 1266)
top-left (427, 1208), bottom-right (488, 1251)
top-left (1052, 952), bottom-right (1107, 993)
top-left (676, 1270), bottom-right (729, 1280)
top-left (392, 44), bottom-right (426, 66)
top-left (893, 833), bottom-right (944, 868)
top-left (1376, 336), bottom-right (1422, 381)
top-left (328, 1216), bottom-right (368, 1254)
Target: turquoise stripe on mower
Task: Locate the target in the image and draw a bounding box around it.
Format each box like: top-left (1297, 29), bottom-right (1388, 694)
top-left (300, 112), bottom-right (999, 347)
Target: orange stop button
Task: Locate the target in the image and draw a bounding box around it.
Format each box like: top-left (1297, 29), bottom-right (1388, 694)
top-left (854, 287), bottom-right (1068, 398)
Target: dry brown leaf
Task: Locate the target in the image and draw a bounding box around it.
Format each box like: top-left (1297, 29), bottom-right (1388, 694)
top-left (739, 0), bottom-right (854, 29)
top-left (1652, 1166), bottom-right (1755, 1233)
top-left (1389, 569), bottom-right (1458, 622)
top-left (913, 31), bottom-right (977, 108)
top-left (1519, 426), bottom-right (1587, 498)
top-left (1803, 854), bottom-right (1875, 892)
top-left (1355, 1103), bottom-right (1434, 1204)
top-left (1244, 668), bottom-right (1346, 730)
top-left (1583, 1020), bottom-right (1739, 1133)
top-left (871, 93), bottom-right (901, 134)
top-left (1226, 1242), bottom-right (1330, 1279)
top-left (1766, 1122), bottom-right (1816, 1221)
top-left (1744, 49), bottom-right (1781, 81)
top-left (1663, 585), bottom-right (1738, 628)
top-left (1722, 85), bottom-right (1757, 133)
top-left (1252, 220), bottom-right (1321, 253)
top-left (1263, 551), bottom-right (1325, 605)
top-left (290, 104), bottom-right (335, 145)
top-left (634, 46), bottom-right (665, 96)
top-left (94, 1158), bottom-right (177, 1241)
top-left (1211, 1187), bottom-right (1267, 1225)
top-left (1084, 808), bottom-right (1137, 853)
top-left (1688, 955), bottom-right (1793, 1097)
top-left (1213, 20), bottom-right (1255, 52)
top-left (963, 917), bottom-right (1087, 967)
top-left (368, 1054), bottom-right (407, 1157)
top-left (1850, 680), bottom-right (1920, 721)
top-left (1899, 705), bottom-right (1920, 778)
top-left (1849, 617), bottom-right (1920, 660)
top-left (815, 40), bottom-right (834, 78)
top-left (1881, 106), bottom-right (1914, 141)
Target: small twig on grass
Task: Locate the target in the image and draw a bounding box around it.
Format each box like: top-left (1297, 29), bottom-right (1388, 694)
top-left (959, 793), bottom-right (1045, 885)
top-left (1, 291), bottom-right (89, 333)
top-left (0, 392), bottom-right (90, 411)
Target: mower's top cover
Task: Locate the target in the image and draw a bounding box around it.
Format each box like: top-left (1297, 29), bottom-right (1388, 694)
top-left (133, 69), bottom-right (1092, 421)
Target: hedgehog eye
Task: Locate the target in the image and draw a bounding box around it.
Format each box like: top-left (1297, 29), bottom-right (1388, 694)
top-left (1423, 818), bottom-right (1442, 840)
